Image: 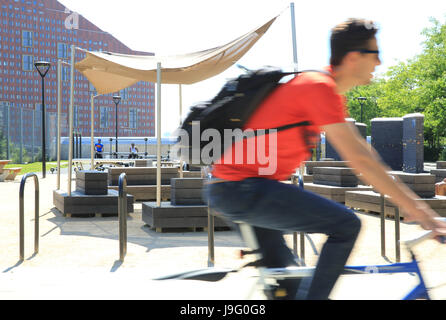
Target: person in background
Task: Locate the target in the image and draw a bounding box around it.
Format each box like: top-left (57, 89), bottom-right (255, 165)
top-left (128, 143), bottom-right (139, 159)
top-left (94, 139), bottom-right (104, 158)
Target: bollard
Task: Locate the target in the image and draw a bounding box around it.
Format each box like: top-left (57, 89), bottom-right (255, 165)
top-left (19, 173), bottom-right (39, 261)
top-left (380, 193), bottom-right (386, 257)
top-left (118, 173), bottom-right (128, 262)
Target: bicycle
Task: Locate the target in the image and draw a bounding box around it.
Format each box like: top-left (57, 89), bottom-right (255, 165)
top-left (154, 218), bottom-right (446, 300)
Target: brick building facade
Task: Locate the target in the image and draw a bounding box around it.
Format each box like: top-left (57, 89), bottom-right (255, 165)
top-left (0, 0), bottom-right (156, 160)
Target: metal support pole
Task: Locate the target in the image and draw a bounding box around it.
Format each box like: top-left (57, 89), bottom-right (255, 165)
top-left (6, 104), bottom-right (9, 160)
top-left (32, 109), bottom-right (35, 163)
top-left (298, 163), bottom-right (305, 263)
top-left (118, 173), bottom-right (128, 262)
top-left (68, 45), bottom-right (75, 195)
top-left (179, 84), bottom-right (183, 178)
top-left (156, 62), bottom-right (162, 207)
top-left (41, 76), bottom-right (46, 177)
top-left (19, 173), bottom-right (39, 261)
top-left (360, 102), bottom-right (364, 123)
top-left (380, 193), bottom-right (386, 257)
top-left (395, 206), bottom-right (401, 262)
top-left (57, 59), bottom-right (62, 189)
top-left (75, 131), bottom-right (78, 159)
top-left (19, 107), bottom-right (23, 164)
top-left (290, 2), bottom-right (298, 71)
top-left (115, 102), bottom-right (118, 158)
top-left (90, 93), bottom-right (95, 169)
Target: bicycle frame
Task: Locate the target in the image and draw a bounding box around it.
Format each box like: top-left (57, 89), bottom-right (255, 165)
top-left (343, 252), bottom-right (429, 300)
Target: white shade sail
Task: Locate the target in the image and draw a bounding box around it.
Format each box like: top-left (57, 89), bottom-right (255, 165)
top-left (75, 16), bottom-right (278, 94)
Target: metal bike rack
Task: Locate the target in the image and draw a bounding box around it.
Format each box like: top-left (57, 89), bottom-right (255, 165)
top-left (19, 173), bottom-right (39, 261)
top-left (380, 194), bottom-right (386, 257)
top-left (293, 167), bottom-right (306, 264)
top-left (208, 205), bottom-right (215, 267)
top-left (380, 193), bottom-right (401, 262)
top-left (118, 173), bottom-right (128, 262)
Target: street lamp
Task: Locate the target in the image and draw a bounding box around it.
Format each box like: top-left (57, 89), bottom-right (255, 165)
top-left (113, 95), bottom-right (121, 159)
top-left (34, 61), bottom-right (51, 178)
top-left (356, 97), bottom-right (367, 123)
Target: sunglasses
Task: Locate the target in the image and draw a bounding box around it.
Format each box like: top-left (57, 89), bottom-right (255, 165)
top-left (354, 49), bottom-right (380, 55)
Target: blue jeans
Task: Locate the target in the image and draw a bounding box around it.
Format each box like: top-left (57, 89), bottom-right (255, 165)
top-left (204, 177), bottom-right (361, 300)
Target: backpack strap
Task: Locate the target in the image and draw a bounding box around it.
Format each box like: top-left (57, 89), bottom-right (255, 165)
top-left (283, 69), bottom-right (332, 77)
top-left (257, 121), bottom-right (312, 136)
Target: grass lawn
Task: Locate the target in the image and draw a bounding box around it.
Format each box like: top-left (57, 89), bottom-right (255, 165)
top-left (5, 161), bottom-right (68, 175)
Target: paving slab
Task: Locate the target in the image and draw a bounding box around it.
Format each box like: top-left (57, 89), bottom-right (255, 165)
top-left (1, 165), bottom-right (446, 300)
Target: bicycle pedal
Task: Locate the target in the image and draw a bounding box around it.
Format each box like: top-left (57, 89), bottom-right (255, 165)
top-left (274, 288), bottom-right (288, 298)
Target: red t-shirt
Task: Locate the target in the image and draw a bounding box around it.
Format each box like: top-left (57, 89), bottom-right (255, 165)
top-left (211, 67), bottom-right (348, 181)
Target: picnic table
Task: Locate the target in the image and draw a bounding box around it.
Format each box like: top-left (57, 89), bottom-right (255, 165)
top-left (0, 160), bottom-right (21, 181)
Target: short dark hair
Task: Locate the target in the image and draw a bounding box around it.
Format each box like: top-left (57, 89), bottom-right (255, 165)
top-left (330, 18), bottom-right (378, 66)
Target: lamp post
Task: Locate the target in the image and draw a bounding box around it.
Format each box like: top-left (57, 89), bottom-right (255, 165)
top-left (113, 95), bottom-right (121, 159)
top-left (356, 97), bottom-right (367, 123)
top-left (34, 61), bottom-right (51, 178)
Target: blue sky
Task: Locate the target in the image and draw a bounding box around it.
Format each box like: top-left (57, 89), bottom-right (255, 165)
top-left (59, 0), bottom-right (446, 136)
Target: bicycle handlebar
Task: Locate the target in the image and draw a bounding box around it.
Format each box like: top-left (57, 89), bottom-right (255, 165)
top-left (401, 217), bottom-right (446, 249)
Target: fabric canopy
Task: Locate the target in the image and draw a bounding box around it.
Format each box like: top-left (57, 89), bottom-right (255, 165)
top-left (75, 16), bottom-right (278, 94)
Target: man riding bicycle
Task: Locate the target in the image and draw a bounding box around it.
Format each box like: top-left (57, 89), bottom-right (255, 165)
top-left (204, 18), bottom-right (446, 300)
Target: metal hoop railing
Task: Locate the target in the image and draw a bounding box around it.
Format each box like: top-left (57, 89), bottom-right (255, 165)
top-left (118, 172), bottom-right (128, 262)
top-left (380, 193), bottom-right (401, 262)
top-left (19, 173), bottom-right (39, 261)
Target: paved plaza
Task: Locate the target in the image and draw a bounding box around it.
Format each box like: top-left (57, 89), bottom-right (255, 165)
top-left (1, 166), bottom-right (446, 300)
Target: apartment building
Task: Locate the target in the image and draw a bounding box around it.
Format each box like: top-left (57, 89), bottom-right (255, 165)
top-left (0, 0), bottom-right (156, 159)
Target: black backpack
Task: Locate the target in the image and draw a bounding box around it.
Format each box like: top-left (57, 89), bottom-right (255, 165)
top-left (175, 67), bottom-right (326, 166)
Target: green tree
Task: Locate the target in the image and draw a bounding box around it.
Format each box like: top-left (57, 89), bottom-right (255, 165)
top-left (0, 130), bottom-right (6, 159)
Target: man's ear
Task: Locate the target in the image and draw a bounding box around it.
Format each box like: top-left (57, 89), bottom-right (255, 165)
top-left (342, 51), bottom-right (361, 67)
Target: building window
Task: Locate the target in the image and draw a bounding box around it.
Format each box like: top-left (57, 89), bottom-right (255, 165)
top-left (119, 87), bottom-right (129, 100)
top-left (100, 106), bottom-right (109, 128)
top-left (73, 105), bottom-right (79, 128)
top-left (22, 29), bottom-right (32, 47)
top-left (57, 42), bottom-right (68, 59)
top-left (129, 108), bottom-right (137, 129)
top-left (62, 65), bottom-right (69, 82)
top-left (22, 54), bottom-right (33, 71)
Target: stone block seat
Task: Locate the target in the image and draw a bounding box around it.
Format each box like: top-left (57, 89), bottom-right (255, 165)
top-left (388, 171), bottom-right (436, 198)
top-left (302, 167), bottom-right (372, 203)
top-left (345, 190), bottom-right (446, 218)
top-left (53, 170), bottom-right (134, 217)
top-left (430, 169), bottom-right (446, 183)
top-left (75, 170), bottom-right (108, 195)
top-left (304, 160), bottom-right (350, 175)
top-left (313, 167), bottom-right (359, 187)
top-left (108, 167), bottom-right (179, 201)
top-left (142, 178), bottom-right (229, 232)
top-left (53, 189), bottom-right (134, 217)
